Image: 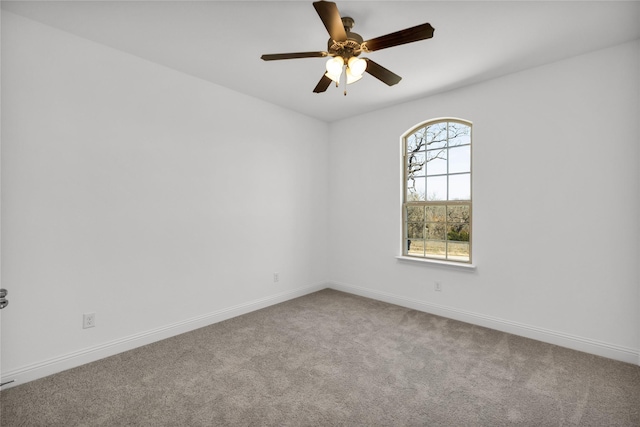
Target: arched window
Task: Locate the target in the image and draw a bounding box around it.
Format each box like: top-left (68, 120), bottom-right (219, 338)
top-left (402, 119), bottom-right (472, 263)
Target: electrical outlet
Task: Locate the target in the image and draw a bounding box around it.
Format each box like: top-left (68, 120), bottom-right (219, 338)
top-left (83, 313), bottom-right (96, 329)
top-left (273, 273), bottom-right (279, 283)
top-left (434, 282), bottom-right (442, 292)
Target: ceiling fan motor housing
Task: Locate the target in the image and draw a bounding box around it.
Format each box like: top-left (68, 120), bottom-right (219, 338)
top-left (327, 17), bottom-right (364, 59)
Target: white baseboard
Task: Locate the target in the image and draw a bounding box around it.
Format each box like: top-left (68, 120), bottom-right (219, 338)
top-left (0, 282), bottom-right (327, 389)
top-left (329, 281), bottom-right (640, 366)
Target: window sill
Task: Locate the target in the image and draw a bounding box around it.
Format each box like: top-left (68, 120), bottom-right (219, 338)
top-left (395, 256), bottom-right (477, 270)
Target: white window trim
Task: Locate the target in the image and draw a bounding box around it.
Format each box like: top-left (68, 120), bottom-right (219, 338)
top-left (395, 255), bottom-right (476, 270)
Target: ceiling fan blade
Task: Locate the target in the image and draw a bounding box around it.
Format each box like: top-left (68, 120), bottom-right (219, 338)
top-left (364, 59), bottom-right (402, 86)
top-left (313, 1), bottom-right (347, 42)
top-left (313, 74), bottom-right (333, 93)
top-left (261, 52), bottom-right (328, 61)
top-left (362, 22), bottom-right (435, 52)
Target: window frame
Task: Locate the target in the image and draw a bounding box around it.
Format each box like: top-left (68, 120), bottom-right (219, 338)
top-left (400, 118), bottom-right (473, 264)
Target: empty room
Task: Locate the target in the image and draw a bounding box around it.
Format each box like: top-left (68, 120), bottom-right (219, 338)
top-left (1, 1), bottom-right (639, 425)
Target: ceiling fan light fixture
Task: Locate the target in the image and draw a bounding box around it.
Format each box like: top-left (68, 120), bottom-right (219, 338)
top-left (347, 57), bottom-right (366, 77)
top-left (346, 67), bottom-right (363, 84)
top-left (326, 56), bottom-right (344, 76)
top-left (325, 71), bottom-right (341, 83)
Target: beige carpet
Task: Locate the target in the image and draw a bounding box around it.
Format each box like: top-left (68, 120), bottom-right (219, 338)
top-left (1, 289), bottom-right (639, 426)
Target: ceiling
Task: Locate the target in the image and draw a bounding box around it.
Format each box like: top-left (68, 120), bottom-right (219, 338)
top-left (2, 1), bottom-right (639, 122)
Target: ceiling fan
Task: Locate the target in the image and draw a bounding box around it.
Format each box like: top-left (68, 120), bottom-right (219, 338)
top-left (261, 1), bottom-right (435, 94)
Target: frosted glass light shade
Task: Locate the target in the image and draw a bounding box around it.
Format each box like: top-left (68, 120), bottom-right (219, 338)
top-left (326, 57), bottom-right (344, 76)
top-left (346, 68), bottom-right (363, 84)
top-left (325, 72), bottom-right (341, 83)
top-left (347, 57), bottom-right (366, 77)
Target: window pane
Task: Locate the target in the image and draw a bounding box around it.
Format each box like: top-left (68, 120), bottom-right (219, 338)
top-left (407, 151), bottom-right (426, 177)
top-left (449, 146), bottom-right (470, 174)
top-left (407, 223), bottom-right (424, 239)
top-left (447, 223), bottom-right (470, 242)
top-left (426, 241), bottom-right (446, 259)
top-left (425, 205), bottom-right (445, 222)
top-left (426, 149), bottom-right (447, 176)
top-left (407, 177), bottom-right (425, 201)
top-left (406, 206), bottom-right (424, 222)
top-left (407, 239), bottom-right (424, 256)
top-left (448, 174), bottom-right (470, 200)
top-left (447, 242), bottom-right (470, 261)
top-left (448, 123), bottom-right (471, 147)
top-left (447, 205), bottom-right (470, 223)
top-left (407, 133), bottom-right (426, 153)
top-left (426, 123), bottom-right (448, 149)
top-left (426, 223), bottom-right (446, 240)
top-left (426, 176), bottom-right (447, 201)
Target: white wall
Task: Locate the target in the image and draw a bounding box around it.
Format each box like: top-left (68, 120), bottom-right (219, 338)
top-left (328, 40), bottom-right (640, 364)
top-left (0, 12), bottom-right (329, 384)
